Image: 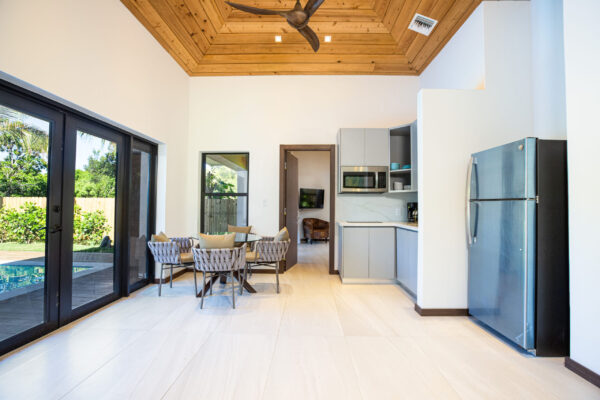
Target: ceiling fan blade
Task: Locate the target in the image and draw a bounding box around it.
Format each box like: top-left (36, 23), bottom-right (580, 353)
top-left (303, 0), bottom-right (324, 16)
top-left (225, 1), bottom-right (282, 16)
top-left (297, 25), bottom-right (320, 52)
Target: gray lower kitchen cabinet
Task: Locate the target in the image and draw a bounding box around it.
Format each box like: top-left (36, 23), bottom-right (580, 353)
top-left (396, 227), bottom-right (418, 296)
top-left (364, 128), bottom-right (390, 166)
top-left (341, 227), bottom-right (370, 278)
top-left (341, 227), bottom-right (395, 281)
top-left (368, 228), bottom-right (396, 279)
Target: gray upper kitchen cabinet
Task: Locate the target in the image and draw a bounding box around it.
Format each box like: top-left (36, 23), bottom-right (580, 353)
top-left (339, 128), bottom-right (366, 166)
top-left (364, 129), bottom-right (390, 166)
top-left (339, 128), bottom-right (389, 166)
top-left (396, 227), bottom-right (418, 296)
top-left (341, 227), bottom-right (369, 278)
top-left (368, 228), bottom-right (396, 279)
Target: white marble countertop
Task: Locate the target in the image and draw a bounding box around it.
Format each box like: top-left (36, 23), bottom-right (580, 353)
top-left (336, 221), bottom-right (418, 232)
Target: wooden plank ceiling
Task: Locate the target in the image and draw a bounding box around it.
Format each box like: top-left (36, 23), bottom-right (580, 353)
top-left (122, 0), bottom-right (481, 75)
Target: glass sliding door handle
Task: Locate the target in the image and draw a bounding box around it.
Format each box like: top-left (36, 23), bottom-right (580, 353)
top-left (50, 225), bottom-right (62, 233)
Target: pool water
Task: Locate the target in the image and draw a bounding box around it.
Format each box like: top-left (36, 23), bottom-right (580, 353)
top-left (0, 265), bottom-right (90, 293)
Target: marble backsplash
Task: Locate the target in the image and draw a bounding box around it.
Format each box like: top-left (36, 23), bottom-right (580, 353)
top-left (335, 192), bottom-right (418, 222)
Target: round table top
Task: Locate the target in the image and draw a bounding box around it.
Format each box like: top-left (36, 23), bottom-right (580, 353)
top-left (202, 232), bottom-right (262, 243)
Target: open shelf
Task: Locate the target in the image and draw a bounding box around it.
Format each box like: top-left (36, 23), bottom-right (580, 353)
top-left (388, 189), bottom-right (417, 194)
top-left (390, 168), bottom-right (411, 174)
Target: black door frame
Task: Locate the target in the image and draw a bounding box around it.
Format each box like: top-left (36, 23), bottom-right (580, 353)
top-left (127, 139), bottom-right (158, 293)
top-left (0, 78), bottom-right (158, 355)
top-left (0, 87), bottom-right (64, 355)
top-left (199, 152), bottom-right (250, 233)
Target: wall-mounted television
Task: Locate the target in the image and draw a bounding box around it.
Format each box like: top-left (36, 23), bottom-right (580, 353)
top-left (299, 188), bottom-right (324, 209)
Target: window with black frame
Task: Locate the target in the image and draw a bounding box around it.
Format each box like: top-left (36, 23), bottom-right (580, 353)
top-left (201, 153), bottom-right (249, 233)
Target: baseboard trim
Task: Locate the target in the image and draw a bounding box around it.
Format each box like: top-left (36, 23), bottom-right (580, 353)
top-left (153, 268), bottom-right (188, 284)
top-left (565, 357), bottom-right (600, 388)
top-left (414, 304), bottom-right (469, 316)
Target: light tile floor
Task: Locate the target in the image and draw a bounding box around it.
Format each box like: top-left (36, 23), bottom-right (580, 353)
top-left (0, 242), bottom-right (598, 399)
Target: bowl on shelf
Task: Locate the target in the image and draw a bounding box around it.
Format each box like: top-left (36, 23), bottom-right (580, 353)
top-left (390, 162), bottom-right (401, 170)
top-left (401, 164), bottom-right (411, 170)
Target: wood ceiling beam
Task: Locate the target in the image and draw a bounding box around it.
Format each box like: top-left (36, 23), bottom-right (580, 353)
top-left (211, 33), bottom-right (397, 45)
top-left (219, 21), bottom-right (389, 34)
top-left (198, 53), bottom-right (409, 64)
top-left (190, 62), bottom-right (414, 73)
top-left (206, 43), bottom-right (401, 55)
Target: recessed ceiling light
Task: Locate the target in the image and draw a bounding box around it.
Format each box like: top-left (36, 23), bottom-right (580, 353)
top-left (324, 35), bottom-right (332, 43)
top-left (274, 35), bottom-right (282, 43)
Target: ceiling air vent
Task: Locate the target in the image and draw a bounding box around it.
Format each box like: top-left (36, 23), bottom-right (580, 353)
top-left (408, 13), bottom-right (438, 36)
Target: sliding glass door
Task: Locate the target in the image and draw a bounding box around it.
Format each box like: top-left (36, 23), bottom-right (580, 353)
top-left (0, 89), bottom-right (63, 352)
top-left (128, 140), bottom-right (155, 292)
top-left (0, 80), bottom-right (157, 355)
top-left (60, 117), bottom-right (124, 320)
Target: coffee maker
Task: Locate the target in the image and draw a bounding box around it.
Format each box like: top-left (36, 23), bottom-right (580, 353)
top-left (407, 202), bottom-right (418, 223)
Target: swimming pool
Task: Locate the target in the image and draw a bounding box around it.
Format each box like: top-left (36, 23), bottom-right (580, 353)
top-left (0, 265), bottom-right (90, 293)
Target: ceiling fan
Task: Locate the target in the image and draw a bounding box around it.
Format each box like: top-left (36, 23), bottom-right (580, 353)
top-left (225, 0), bottom-right (325, 52)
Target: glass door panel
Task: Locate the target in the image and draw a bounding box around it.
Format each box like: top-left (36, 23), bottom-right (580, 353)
top-left (0, 91), bottom-right (63, 353)
top-left (128, 142), bottom-right (153, 291)
top-left (70, 130), bottom-right (118, 309)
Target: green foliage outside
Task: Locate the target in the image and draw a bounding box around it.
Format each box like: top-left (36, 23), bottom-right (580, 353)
top-left (206, 166), bottom-right (236, 193)
top-left (0, 110), bottom-right (116, 198)
top-left (0, 117), bottom-right (49, 197)
top-left (0, 202), bottom-right (109, 245)
top-left (74, 149), bottom-right (116, 197)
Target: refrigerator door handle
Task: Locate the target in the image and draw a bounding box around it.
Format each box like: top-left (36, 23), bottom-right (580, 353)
top-left (466, 156), bottom-right (475, 246)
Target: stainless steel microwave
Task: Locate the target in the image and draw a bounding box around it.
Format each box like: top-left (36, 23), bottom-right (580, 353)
top-left (339, 166), bottom-right (388, 193)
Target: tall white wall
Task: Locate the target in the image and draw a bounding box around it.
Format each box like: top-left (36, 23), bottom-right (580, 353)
top-left (187, 76), bottom-right (420, 237)
top-left (419, 5), bottom-right (485, 90)
top-left (416, 1), bottom-right (548, 309)
top-left (531, 0), bottom-right (567, 138)
top-left (0, 0), bottom-right (190, 244)
top-left (563, 0), bottom-right (600, 376)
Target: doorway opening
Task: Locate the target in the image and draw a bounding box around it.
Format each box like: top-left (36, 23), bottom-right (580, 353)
top-left (279, 145), bottom-right (335, 274)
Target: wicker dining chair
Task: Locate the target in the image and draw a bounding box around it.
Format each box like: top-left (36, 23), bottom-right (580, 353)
top-left (147, 237), bottom-right (194, 296)
top-left (244, 238), bottom-right (290, 294)
top-left (192, 244), bottom-right (246, 309)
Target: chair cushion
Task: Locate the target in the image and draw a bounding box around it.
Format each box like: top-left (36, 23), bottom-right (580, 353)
top-left (151, 231), bottom-right (169, 242)
top-left (246, 251), bottom-right (259, 261)
top-left (197, 233), bottom-right (235, 249)
top-left (228, 225), bottom-right (252, 234)
top-left (274, 227), bottom-right (289, 241)
top-left (180, 252), bottom-right (194, 264)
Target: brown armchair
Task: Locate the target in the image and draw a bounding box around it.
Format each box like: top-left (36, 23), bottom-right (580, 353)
top-left (302, 218), bottom-right (330, 244)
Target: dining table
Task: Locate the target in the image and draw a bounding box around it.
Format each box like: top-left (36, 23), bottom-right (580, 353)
top-left (193, 232), bottom-right (262, 297)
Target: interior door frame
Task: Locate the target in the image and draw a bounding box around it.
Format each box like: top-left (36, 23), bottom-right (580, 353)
top-left (279, 145), bottom-right (336, 274)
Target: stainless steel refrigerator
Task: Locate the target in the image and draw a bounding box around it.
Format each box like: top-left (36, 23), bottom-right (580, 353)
top-left (467, 138), bottom-right (569, 356)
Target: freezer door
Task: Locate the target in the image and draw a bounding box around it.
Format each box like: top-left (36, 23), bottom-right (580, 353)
top-left (468, 200), bottom-right (536, 350)
top-left (470, 138), bottom-right (536, 200)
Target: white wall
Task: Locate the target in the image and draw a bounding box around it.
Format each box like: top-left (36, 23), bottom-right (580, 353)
top-left (563, 0), bottom-right (600, 376)
top-left (292, 151), bottom-right (330, 241)
top-left (187, 76), bottom-right (420, 237)
top-left (416, 1), bottom-right (554, 309)
top-left (419, 5), bottom-right (485, 90)
top-left (531, 0), bottom-right (567, 138)
top-left (0, 0), bottom-right (190, 246)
